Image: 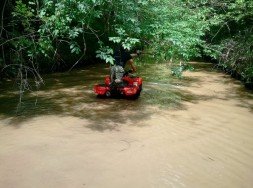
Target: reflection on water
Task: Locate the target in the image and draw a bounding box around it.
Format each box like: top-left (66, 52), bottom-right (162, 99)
top-left (0, 63), bottom-right (175, 122)
top-left (0, 62), bottom-right (253, 128)
top-left (1, 62), bottom-right (253, 188)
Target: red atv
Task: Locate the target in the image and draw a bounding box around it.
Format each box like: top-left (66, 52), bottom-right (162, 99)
top-left (93, 71), bottom-right (143, 99)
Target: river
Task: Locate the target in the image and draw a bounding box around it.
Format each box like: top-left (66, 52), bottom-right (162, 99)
top-left (0, 62), bottom-right (253, 188)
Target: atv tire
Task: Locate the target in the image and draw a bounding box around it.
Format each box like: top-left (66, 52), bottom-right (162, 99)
top-left (105, 91), bottom-right (111, 97)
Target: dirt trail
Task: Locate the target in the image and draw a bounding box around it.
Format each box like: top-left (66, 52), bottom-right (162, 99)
top-left (1, 62), bottom-right (253, 188)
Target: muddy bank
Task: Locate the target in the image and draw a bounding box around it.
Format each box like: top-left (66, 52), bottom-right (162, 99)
top-left (0, 62), bottom-right (253, 188)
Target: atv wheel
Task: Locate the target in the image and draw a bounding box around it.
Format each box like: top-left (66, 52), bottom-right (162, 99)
top-left (138, 84), bottom-right (142, 91)
top-left (105, 91), bottom-right (111, 97)
top-left (128, 91), bottom-right (141, 100)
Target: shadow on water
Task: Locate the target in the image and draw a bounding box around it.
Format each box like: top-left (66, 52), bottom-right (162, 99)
top-left (224, 80), bottom-right (253, 112)
top-left (0, 62), bottom-right (252, 130)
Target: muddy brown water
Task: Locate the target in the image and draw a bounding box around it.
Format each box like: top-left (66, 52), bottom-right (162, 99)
top-left (0, 62), bottom-right (253, 188)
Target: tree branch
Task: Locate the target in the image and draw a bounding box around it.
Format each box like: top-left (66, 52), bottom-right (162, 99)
top-left (0, 0), bottom-right (8, 38)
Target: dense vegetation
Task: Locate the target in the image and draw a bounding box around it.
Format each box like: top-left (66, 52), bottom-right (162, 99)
top-left (0, 0), bottom-right (252, 88)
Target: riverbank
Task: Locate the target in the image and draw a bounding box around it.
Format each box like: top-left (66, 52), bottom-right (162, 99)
top-left (0, 62), bottom-right (253, 188)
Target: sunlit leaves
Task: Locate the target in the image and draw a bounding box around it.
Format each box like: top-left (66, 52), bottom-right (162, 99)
top-left (122, 38), bottom-right (140, 50)
top-left (4, 0), bottom-right (252, 84)
top-left (96, 42), bottom-right (114, 64)
top-left (70, 42), bottom-right (81, 54)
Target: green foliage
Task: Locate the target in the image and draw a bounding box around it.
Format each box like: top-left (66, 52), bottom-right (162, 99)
top-left (203, 0), bottom-right (253, 84)
top-left (171, 62), bottom-right (194, 78)
top-left (3, 0), bottom-right (212, 67)
top-left (0, 0), bottom-right (252, 86)
top-left (141, 0), bottom-right (211, 61)
top-left (218, 31), bottom-right (253, 83)
top-left (12, 0), bottom-right (35, 31)
top-left (95, 42), bottom-right (114, 64)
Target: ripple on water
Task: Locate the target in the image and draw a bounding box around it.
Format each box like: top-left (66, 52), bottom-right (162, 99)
top-left (0, 62), bottom-right (253, 188)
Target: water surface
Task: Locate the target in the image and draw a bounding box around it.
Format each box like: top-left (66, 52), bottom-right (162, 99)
top-left (0, 62), bottom-right (253, 188)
